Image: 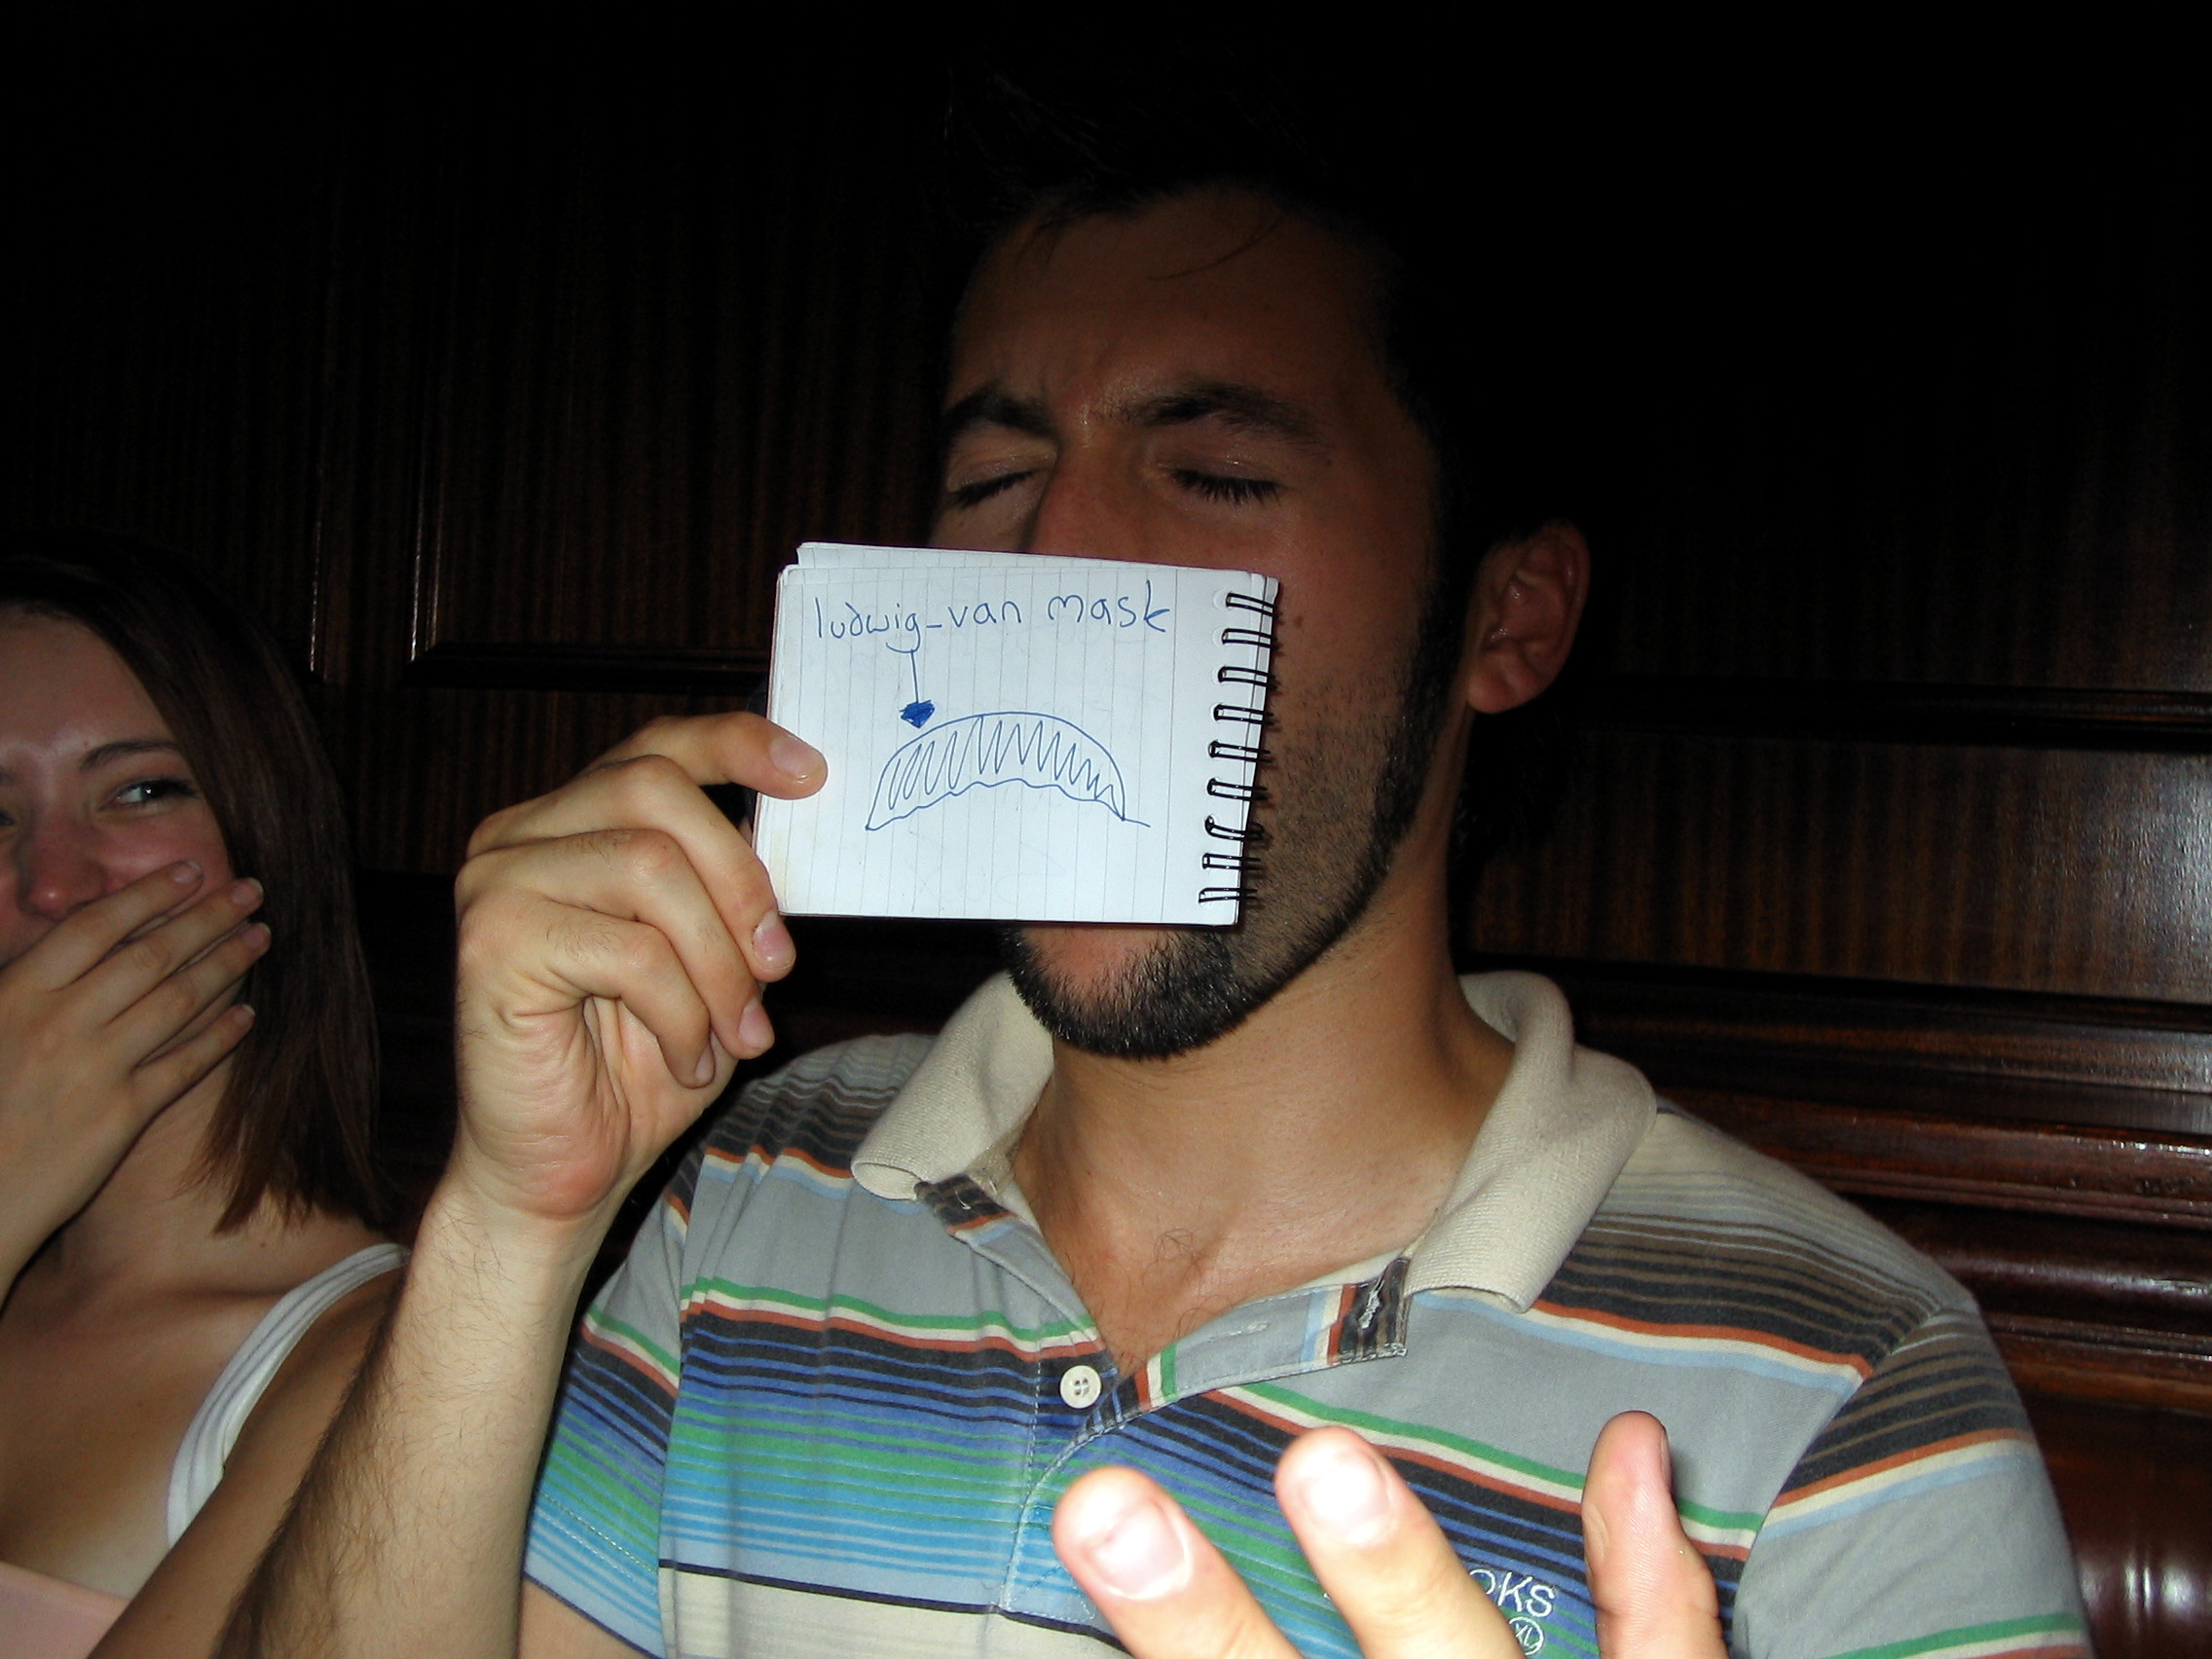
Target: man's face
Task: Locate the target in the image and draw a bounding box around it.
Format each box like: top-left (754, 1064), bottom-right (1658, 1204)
top-left (935, 187), bottom-right (1451, 1055)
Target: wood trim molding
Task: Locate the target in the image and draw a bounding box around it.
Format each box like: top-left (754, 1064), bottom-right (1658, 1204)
top-left (1582, 676), bottom-right (2212, 753)
top-left (1993, 1320), bottom-right (2212, 1413)
top-left (1482, 956), bottom-right (2212, 1136)
top-left (1668, 1091), bottom-right (2212, 1229)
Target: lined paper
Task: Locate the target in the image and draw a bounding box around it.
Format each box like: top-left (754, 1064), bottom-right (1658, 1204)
top-left (753, 542), bottom-right (1277, 923)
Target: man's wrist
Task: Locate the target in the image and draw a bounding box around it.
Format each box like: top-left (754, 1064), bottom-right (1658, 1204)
top-left (412, 1175), bottom-right (611, 1316)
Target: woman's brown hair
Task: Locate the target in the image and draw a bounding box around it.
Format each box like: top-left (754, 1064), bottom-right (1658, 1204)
top-left (0, 529), bottom-right (390, 1231)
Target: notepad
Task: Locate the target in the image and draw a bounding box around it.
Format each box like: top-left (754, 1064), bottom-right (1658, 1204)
top-left (753, 541), bottom-right (1278, 924)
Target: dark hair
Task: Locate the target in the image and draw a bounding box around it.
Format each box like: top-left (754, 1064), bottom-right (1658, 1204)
top-left (938, 58), bottom-right (1583, 876)
top-left (0, 530), bottom-right (390, 1231)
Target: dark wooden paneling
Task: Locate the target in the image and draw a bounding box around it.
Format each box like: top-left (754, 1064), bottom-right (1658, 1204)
top-left (305, 92), bottom-right (946, 867)
top-left (7, 80), bottom-right (950, 876)
top-left (355, 870), bottom-right (461, 1219)
top-left (1682, 1098), bottom-right (2212, 1230)
top-left (1515, 960), bottom-right (2212, 1134)
top-left (401, 107), bottom-right (941, 677)
top-left (320, 686), bottom-right (742, 873)
top-left (2026, 1391), bottom-right (2212, 1656)
top-left (1473, 733), bottom-right (2212, 1004)
top-left (1584, 678), bottom-right (2212, 753)
top-left (1, 111), bottom-right (339, 648)
top-left (1587, 240), bottom-right (2208, 693)
top-left (1875, 1198), bottom-right (2212, 1412)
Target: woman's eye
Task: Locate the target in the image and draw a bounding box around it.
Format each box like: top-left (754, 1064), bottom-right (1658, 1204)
top-left (114, 777), bottom-right (198, 808)
top-left (946, 470), bottom-right (1034, 511)
top-left (1175, 469), bottom-right (1280, 505)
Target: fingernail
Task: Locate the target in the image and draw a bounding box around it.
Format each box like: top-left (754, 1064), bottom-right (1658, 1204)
top-left (739, 998), bottom-right (773, 1053)
top-left (769, 734), bottom-right (824, 781)
top-left (1286, 1436), bottom-right (1393, 1549)
top-left (752, 910), bottom-right (793, 971)
top-left (171, 861), bottom-right (203, 885)
top-left (1072, 1489), bottom-right (1192, 1601)
top-left (234, 1003), bottom-right (256, 1026)
top-left (229, 878), bottom-right (263, 906)
top-left (244, 922), bottom-right (273, 949)
top-left (691, 1048), bottom-right (717, 1088)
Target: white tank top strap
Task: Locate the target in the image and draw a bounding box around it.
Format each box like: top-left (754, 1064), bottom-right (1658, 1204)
top-left (166, 1241), bottom-right (407, 1544)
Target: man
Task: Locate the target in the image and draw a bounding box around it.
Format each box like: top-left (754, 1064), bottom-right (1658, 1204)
top-left (225, 136), bottom-right (2084, 1659)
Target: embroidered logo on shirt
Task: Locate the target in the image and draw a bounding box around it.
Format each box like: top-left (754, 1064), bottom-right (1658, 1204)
top-left (1471, 1568), bottom-right (1557, 1652)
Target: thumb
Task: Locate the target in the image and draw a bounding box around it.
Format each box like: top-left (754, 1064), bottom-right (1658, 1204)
top-left (1581, 1412), bottom-right (1726, 1659)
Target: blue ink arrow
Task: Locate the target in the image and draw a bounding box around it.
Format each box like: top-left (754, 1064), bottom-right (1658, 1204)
top-left (889, 636), bottom-right (934, 727)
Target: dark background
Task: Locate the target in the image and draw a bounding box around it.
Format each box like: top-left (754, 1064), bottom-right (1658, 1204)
top-left (6, 18), bottom-right (2205, 1649)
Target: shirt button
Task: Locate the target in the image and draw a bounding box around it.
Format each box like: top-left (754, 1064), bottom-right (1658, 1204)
top-left (1059, 1363), bottom-right (1102, 1409)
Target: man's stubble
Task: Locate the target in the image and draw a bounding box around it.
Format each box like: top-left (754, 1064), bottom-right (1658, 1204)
top-left (1000, 561), bottom-right (1466, 1058)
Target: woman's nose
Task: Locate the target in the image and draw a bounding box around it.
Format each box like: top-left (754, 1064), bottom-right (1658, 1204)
top-left (13, 819), bottom-right (111, 922)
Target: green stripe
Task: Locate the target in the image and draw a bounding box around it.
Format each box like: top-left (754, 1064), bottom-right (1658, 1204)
top-left (1240, 1382), bottom-right (1764, 1532)
top-left (677, 1426), bottom-right (1028, 1490)
top-left (1824, 1612), bottom-right (2084, 1659)
top-left (580, 1309), bottom-right (678, 1378)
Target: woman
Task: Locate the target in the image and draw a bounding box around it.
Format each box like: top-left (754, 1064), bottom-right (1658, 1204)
top-left (0, 531), bottom-right (402, 1658)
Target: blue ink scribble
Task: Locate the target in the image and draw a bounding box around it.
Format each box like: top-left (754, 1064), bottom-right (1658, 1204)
top-left (866, 712), bottom-right (1143, 830)
top-left (889, 638), bottom-right (936, 726)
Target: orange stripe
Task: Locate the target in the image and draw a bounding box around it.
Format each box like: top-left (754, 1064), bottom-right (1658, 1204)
top-left (702, 1141), bottom-right (855, 1182)
top-left (682, 1298), bottom-right (1101, 1362)
top-left (1530, 1298), bottom-right (1874, 1376)
top-left (1776, 1426), bottom-right (2031, 1504)
top-left (576, 1321), bottom-right (679, 1396)
top-left (1319, 1283), bottom-right (1355, 1363)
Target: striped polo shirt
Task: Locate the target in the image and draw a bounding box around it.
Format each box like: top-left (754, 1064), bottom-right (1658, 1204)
top-left (526, 972), bottom-right (2086, 1659)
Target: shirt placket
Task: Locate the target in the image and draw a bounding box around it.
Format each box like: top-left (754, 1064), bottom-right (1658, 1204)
top-left (925, 1174), bottom-right (1413, 1636)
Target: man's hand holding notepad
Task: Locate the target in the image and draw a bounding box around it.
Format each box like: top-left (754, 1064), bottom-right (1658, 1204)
top-left (753, 542), bottom-right (1278, 925)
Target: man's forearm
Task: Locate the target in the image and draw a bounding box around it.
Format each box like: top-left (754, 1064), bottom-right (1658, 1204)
top-left (220, 1185), bottom-right (602, 1659)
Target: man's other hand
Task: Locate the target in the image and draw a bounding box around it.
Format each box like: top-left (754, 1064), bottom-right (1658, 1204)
top-left (1582, 1412), bottom-right (1725, 1658)
top-left (1052, 1412), bottom-right (1725, 1659)
top-left (449, 712), bottom-right (825, 1235)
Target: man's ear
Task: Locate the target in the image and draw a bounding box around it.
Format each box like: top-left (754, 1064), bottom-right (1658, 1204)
top-left (1462, 521), bottom-right (1590, 716)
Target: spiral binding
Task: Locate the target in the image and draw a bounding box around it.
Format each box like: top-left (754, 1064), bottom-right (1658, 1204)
top-left (1198, 590), bottom-right (1279, 905)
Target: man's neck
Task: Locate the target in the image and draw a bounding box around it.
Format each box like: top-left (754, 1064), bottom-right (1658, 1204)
top-left (1011, 878), bottom-right (1513, 1374)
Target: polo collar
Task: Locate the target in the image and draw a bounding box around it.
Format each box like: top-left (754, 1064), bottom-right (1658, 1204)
top-left (852, 970), bottom-right (1654, 1313)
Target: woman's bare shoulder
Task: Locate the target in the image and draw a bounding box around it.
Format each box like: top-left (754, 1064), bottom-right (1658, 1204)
top-left (89, 1252), bottom-right (398, 1657)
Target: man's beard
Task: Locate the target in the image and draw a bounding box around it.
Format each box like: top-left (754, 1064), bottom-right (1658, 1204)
top-left (1001, 566), bottom-right (1466, 1058)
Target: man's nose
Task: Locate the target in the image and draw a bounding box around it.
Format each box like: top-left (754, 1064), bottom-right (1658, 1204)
top-left (1024, 453), bottom-right (1152, 564)
top-left (14, 819), bottom-right (112, 922)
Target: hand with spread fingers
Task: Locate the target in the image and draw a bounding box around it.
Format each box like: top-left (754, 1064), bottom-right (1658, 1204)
top-left (0, 860), bottom-right (267, 1281)
top-left (1054, 1414), bottom-right (1726, 1659)
top-left (447, 713), bottom-right (827, 1236)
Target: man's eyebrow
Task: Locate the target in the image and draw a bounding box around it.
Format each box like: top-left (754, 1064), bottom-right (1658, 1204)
top-left (80, 738), bottom-right (185, 771)
top-left (941, 386), bottom-right (1055, 447)
top-left (1124, 382), bottom-right (1327, 448)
